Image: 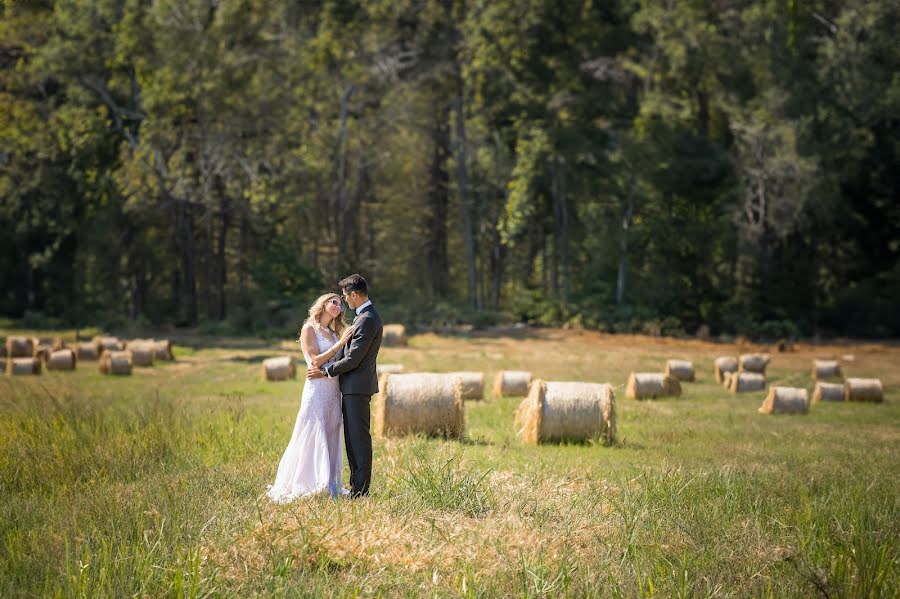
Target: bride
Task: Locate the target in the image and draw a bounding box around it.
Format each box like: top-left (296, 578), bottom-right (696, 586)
top-left (267, 293), bottom-right (354, 502)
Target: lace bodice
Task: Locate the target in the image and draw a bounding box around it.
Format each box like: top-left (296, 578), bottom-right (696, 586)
top-left (302, 324), bottom-right (339, 367)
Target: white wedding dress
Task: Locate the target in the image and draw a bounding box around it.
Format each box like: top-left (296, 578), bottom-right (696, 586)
top-left (267, 324), bottom-right (344, 502)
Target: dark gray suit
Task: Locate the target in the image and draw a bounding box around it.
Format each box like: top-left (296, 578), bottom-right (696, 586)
top-left (322, 303), bottom-right (382, 496)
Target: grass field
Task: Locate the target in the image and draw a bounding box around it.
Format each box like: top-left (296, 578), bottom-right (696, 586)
top-left (1, 328), bottom-right (898, 598)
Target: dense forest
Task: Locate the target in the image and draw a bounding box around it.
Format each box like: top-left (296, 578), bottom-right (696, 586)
top-left (1, 0), bottom-right (898, 337)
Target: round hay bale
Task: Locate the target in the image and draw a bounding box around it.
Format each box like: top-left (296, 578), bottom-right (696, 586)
top-left (129, 343), bottom-right (155, 367)
top-left (448, 371), bottom-right (484, 400)
top-left (99, 351), bottom-right (133, 376)
top-left (6, 336), bottom-right (36, 358)
top-left (263, 356), bottom-right (296, 381)
top-left (517, 380), bottom-right (616, 445)
top-left (93, 336), bottom-right (124, 353)
top-left (47, 349), bottom-right (77, 371)
top-left (728, 372), bottom-right (767, 393)
top-left (739, 353), bottom-right (770, 374)
top-left (76, 342), bottom-right (100, 361)
top-left (7, 357), bottom-right (42, 376)
top-left (758, 386), bottom-right (809, 415)
top-left (811, 359), bottom-right (842, 381)
top-left (373, 373), bottom-right (464, 438)
top-left (493, 370), bottom-right (533, 397)
top-left (664, 359), bottom-right (695, 382)
top-left (714, 356), bottom-right (738, 384)
top-left (151, 340), bottom-right (174, 361)
top-left (625, 372), bottom-right (681, 399)
top-left (382, 324), bottom-right (407, 347)
top-left (812, 382), bottom-right (845, 403)
top-left (38, 336), bottom-right (64, 351)
top-left (376, 363), bottom-right (405, 376)
top-left (844, 378), bottom-right (883, 402)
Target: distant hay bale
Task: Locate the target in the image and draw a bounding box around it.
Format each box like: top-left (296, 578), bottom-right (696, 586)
top-left (376, 363), bottom-right (405, 376)
top-left (448, 371), bottom-right (484, 400)
top-left (382, 324), bottom-right (407, 347)
top-left (263, 356), bottom-right (296, 381)
top-left (811, 359), bottom-right (842, 381)
top-left (99, 351), bottom-right (133, 375)
top-left (373, 373), bottom-right (464, 438)
top-left (714, 356), bottom-right (739, 384)
top-left (47, 349), bottom-right (77, 371)
top-left (758, 386), bottom-right (809, 415)
top-left (6, 336), bottom-right (36, 358)
top-left (93, 336), bottom-right (124, 353)
top-left (129, 343), bottom-right (155, 367)
top-left (739, 353), bottom-right (770, 374)
top-left (517, 380), bottom-right (616, 445)
top-left (728, 372), bottom-right (767, 393)
top-left (76, 341), bottom-right (101, 361)
top-left (844, 378), bottom-right (883, 403)
top-left (813, 382), bottom-right (844, 403)
top-left (38, 336), bottom-right (64, 351)
top-left (493, 370), bottom-right (533, 397)
top-left (151, 340), bottom-right (174, 361)
top-left (664, 359), bottom-right (695, 382)
top-left (7, 357), bottom-right (42, 376)
top-left (625, 372), bottom-right (681, 399)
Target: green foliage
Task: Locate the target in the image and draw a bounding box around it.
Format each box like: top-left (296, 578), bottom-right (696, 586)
top-left (1, 0), bottom-right (898, 336)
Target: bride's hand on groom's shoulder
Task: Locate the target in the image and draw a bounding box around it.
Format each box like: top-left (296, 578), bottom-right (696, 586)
top-left (340, 326), bottom-right (355, 344)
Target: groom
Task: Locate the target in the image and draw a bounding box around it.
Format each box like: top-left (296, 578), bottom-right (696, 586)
top-left (307, 273), bottom-right (382, 497)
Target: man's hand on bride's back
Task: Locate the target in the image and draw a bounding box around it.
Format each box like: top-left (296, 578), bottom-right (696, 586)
top-left (307, 366), bottom-right (325, 380)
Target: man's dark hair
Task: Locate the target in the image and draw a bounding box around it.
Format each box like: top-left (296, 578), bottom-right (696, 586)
top-left (338, 273), bottom-right (368, 296)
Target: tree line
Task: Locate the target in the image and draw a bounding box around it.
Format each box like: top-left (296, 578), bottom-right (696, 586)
top-left (1, 0), bottom-right (898, 337)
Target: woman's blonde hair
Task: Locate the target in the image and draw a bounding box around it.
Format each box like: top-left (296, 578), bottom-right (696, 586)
top-left (301, 293), bottom-right (347, 337)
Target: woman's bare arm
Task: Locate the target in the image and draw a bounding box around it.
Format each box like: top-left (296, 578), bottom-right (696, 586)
top-left (306, 324), bottom-right (354, 368)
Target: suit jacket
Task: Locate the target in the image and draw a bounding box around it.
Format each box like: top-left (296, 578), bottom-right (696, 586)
top-left (323, 303), bottom-right (383, 396)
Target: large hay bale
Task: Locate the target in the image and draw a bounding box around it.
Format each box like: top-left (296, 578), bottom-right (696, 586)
top-left (151, 340), bottom-right (174, 361)
top-left (7, 357), bottom-right (42, 376)
top-left (448, 371), bottom-right (484, 400)
top-left (812, 382), bottom-right (845, 403)
top-left (376, 363), bottom-right (405, 376)
top-left (844, 378), bottom-right (883, 402)
top-left (517, 380), bottom-right (616, 445)
top-left (625, 372), bottom-right (681, 399)
top-left (714, 356), bottom-right (738, 384)
top-left (128, 343), bottom-right (155, 367)
top-left (99, 351), bottom-right (133, 375)
top-left (6, 336), bottom-right (36, 358)
top-left (728, 372), bottom-right (767, 393)
top-left (76, 341), bottom-right (101, 361)
top-left (664, 359), bottom-right (695, 382)
top-left (811, 359), bottom-right (842, 381)
top-left (493, 370), bottom-right (533, 397)
top-left (373, 373), bottom-right (464, 438)
top-left (93, 336), bottom-right (124, 353)
top-left (739, 353), bottom-right (770, 374)
top-left (47, 349), bottom-right (77, 371)
top-left (382, 324), bottom-right (407, 347)
top-left (38, 336), bottom-right (64, 351)
top-left (758, 386), bottom-right (809, 415)
top-left (263, 356), bottom-right (296, 381)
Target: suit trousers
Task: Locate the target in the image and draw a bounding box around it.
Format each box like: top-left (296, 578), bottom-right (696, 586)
top-left (342, 394), bottom-right (372, 497)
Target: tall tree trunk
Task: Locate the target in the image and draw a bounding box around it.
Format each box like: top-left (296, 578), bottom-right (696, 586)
top-left (426, 101), bottom-right (451, 296)
top-left (446, 0), bottom-right (478, 309)
top-left (336, 84), bottom-right (353, 246)
top-left (215, 180), bottom-right (230, 321)
top-left (616, 190), bottom-right (635, 305)
top-left (552, 162), bottom-right (570, 304)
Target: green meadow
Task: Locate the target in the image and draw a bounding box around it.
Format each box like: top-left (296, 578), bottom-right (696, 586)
top-left (1, 329), bottom-right (898, 598)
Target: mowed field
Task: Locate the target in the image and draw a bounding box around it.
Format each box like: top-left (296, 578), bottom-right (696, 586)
top-left (1, 328), bottom-right (898, 598)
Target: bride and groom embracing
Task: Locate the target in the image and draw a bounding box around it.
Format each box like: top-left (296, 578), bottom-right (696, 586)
top-left (267, 273), bottom-right (383, 502)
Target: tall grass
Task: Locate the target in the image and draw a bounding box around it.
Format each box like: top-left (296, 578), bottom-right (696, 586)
top-left (0, 332), bottom-right (898, 597)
